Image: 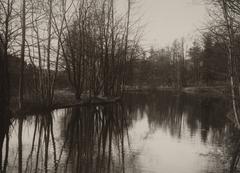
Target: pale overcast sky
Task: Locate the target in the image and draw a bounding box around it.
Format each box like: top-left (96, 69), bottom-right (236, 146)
top-left (128, 0), bottom-right (207, 49)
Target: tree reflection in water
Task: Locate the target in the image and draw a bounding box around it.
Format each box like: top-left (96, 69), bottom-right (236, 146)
top-left (12, 112), bottom-right (58, 173)
top-left (0, 103), bottom-right (10, 173)
top-left (3, 103), bottom-right (130, 173)
top-left (124, 91), bottom-right (230, 144)
top-left (4, 92), bottom-right (240, 172)
top-left (62, 104), bottom-right (129, 173)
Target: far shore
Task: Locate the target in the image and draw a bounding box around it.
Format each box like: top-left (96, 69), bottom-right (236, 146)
top-left (125, 85), bottom-right (228, 97)
top-left (9, 89), bottom-right (121, 117)
top-left (8, 85), bottom-right (230, 117)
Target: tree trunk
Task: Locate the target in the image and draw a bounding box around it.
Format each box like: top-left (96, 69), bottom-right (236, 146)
top-left (19, 0), bottom-right (26, 109)
top-left (222, 0), bottom-right (240, 128)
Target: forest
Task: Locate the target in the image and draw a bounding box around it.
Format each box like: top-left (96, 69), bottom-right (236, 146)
top-left (0, 0), bottom-right (240, 124)
top-left (1, 0), bottom-right (240, 123)
top-left (0, 0), bottom-right (139, 109)
top-left (2, 0), bottom-right (240, 173)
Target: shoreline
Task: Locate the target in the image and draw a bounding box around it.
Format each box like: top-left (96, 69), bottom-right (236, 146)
top-left (9, 91), bottom-right (121, 117)
top-left (8, 86), bottom-right (229, 117)
top-left (125, 85), bottom-right (228, 97)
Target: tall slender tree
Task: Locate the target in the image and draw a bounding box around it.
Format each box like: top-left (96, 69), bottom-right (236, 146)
top-left (19, 0), bottom-right (26, 109)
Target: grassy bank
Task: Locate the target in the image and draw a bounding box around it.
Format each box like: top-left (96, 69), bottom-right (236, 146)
top-left (125, 85), bottom-right (228, 97)
top-left (9, 89), bottom-right (121, 116)
top-left (8, 85), bottom-right (230, 117)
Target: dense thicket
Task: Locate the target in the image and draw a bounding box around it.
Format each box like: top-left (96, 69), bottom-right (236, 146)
top-left (63, 0), bottom-right (133, 98)
top-left (127, 35), bottom-right (228, 88)
top-left (0, 0), bottom-right (137, 107)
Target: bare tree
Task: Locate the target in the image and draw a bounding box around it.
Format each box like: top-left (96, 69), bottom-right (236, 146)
top-left (19, 0), bottom-right (26, 109)
top-left (221, 0), bottom-right (240, 127)
top-left (25, 0), bottom-right (65, 105)
top-left (60, 0), bottom-right (135, 99)
top-left (171, 39), bottom-right (185, 90)
top-left (0, 0), bottom-right (17, 104)
top-left (206, 0), bottom-right (240, 127)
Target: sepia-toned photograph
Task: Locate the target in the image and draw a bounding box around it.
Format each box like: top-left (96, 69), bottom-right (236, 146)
top-left (1, 0), bottom-right (240, 172)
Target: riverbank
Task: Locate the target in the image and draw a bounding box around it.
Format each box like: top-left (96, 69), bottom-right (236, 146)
top-left (8, 85), bottom-right (229, 117)
top-left (9, 89), bottom-right (121, 116)
top-left (125, 85), bottom-right (228, 98)
top-left (182, 86), bottom-right (227, 97)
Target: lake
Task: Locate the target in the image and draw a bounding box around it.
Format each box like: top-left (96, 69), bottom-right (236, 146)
top-left (1, 91), bottom-right (240, 173)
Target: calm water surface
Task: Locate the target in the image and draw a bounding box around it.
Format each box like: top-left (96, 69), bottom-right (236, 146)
top-left (1, 92), bottom-right (240, 173)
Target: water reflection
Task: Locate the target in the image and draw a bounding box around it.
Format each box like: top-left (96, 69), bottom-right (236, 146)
top-left (62, 105), bottom-right (129, 173)
top-left (2, 92), bottom-right (240, 173)
top-left (0, 103), bottom-right (10, 173)
top-left (122, 92), bottom-right (232, 173)
top-left (124, 92), bottom-right (229, 144)
top-left (12, 113), bottom-right (57, 173)
top-left (4, 103), bottom-right (130, 173)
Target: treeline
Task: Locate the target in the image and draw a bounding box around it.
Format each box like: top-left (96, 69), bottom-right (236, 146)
top-left (128, 36), bottom-right (228, 89)
top-left (0, 0), bottom-right (140, 108)
top-left (127, 0), bottom-right (240, 128)
top-left (190, 0), bottom-right (240, 128)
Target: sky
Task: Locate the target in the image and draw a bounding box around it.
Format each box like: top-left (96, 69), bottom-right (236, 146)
top-left (129, 0), bottom-right (208, 49)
